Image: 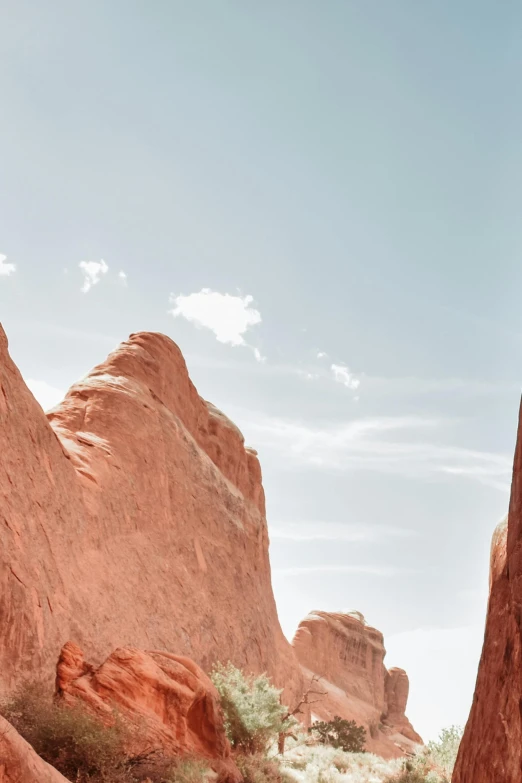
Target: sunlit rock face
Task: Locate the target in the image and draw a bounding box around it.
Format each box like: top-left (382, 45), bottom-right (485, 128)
top-left (293, 610), bottom-right (422, 758)
top-left (55, 641), bottom-right (241, 782)
top-left (0, 326), bottom-right (302, 705)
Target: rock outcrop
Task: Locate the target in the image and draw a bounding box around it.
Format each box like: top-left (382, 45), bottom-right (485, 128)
top-left (453, 405), bottom-right (522, 782)
top-left (55, 641), bottom-right (240, 781)
top-left (0, 715), bottom-right (69, 783)
top-left (293, 611), bottom-right (422, 758)
top-left (0, 326), bottom-right (301, 703)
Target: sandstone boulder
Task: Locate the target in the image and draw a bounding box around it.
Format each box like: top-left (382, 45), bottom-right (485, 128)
top-left (293, 611), bottom-right (422, 758)
top-left (55, 641), bottom-right (240, 781)
top-left (0, 715), bottom-right (68, 783)
top-left (0, 326), bottom-right (301, 704)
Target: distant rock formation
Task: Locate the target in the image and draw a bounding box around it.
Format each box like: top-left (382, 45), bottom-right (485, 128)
top-left (0, 326), bottom-right (301, 703)
top-left (453, 408), bottom-right (522, 782)
top-left (293, 611), bottom-right (422, 758)
top-left (0, 715), bottom-right (69, 783)
top-left (56, 641), bottom-right (240, 782)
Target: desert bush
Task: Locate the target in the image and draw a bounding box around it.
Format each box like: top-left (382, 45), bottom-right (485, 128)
top-left (383, 757), bottom-right (448, 783)
top-left (236, 752), bottom-right (286, 783)
top-left (131, 752), bottom-right (210, 783)
top-left (308, 717), bottom-right (366, 753)
top-left (281, 744), bottom-right (403, 783)
top-left (1, 681), bottom-right (211, 783)
top-left (211, 662), bottom-right (292, 753)
top-left (424, 725), bottom-right (462, 777)
top-left (1, 680), bottom-right (129, 782)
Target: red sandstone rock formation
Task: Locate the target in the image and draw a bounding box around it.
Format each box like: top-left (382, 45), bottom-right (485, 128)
top-left (293, 611), bottom-right (422, 758)
top-left (453, 410), bottom-right (522, 783)
top-left (0, 326), bottom-right (301, 704)
top-left (55, 641), bottom-right (240, 781)
top-left (0, 715), bottom-right (69, 783)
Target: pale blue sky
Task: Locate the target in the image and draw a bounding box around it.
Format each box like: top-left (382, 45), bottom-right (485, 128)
top-left (1, 0), bottom-right (521, 740)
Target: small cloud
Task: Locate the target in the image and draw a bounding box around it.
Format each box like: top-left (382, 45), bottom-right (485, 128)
top-left (25, 379), bottom-right (65, 411)
top-left (253, 347), bottom-right (266, 363)
top-left (0, 254), bottom-right (16, 276)
top-left (118, 270), bottom-right (127, 286)
top-left (79, 260), bottom-right (109, 293)
top-left (169, 289), bottom-right (262, 355)
top-left (331, 363), bottom-right (360, 390)
top-left (317, 351), bottom-right (327, 359)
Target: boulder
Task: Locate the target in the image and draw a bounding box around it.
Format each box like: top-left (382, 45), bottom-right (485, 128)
top-left (55, 641), bottom-right (240, 781)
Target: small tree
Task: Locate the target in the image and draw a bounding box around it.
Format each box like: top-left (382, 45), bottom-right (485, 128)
top-left (211, 662), bottom-right (293, 754)
top-left (309, 716), bottom-right (366, 753)
top-left (425, 725), bottom-right (463, 777)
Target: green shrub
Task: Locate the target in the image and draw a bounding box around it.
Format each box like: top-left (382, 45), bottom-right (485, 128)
top-left (308, 717), bottom-right (366, 753)
top-left (424, 725), bottom-right (462, 777)
top-left (211, 662), bottom-right (292, 754)
top-left (1, 681), bottom-right (129, 782)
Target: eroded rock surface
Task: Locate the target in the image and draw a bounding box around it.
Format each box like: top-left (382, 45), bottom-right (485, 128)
top-left (56, 641), bottom-right (240, 781)
top-left (0, 715), bottom-right (68, 783)
top-left (293, 611), bottom-right (422, 758)
top-left (0, 327), bottom-right (301, 703)
top-left (453, 409), bottom-right (521, 783)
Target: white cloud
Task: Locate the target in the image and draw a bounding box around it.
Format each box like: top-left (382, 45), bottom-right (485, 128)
top-left (118, 270), bottom-right (127, 285)
top-left (331, 363), bottom-right (360, 390)
top-left (25, 379), bottom-right (65, 411)
top-left (169, 288), bottom-right (262, 357)
top-left (269, 521), bottom-right (416, 542)
top-left (231, 410), bottom-right (511, 490)
top-left (317, 351), bottom-right (328, 359)
top-left (0, 254), bottom-right (16, 276)
top-left (79, 260), bottom-right (109, 292)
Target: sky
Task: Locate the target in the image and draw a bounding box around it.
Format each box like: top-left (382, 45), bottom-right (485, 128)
top-left (1, 0), bottom-right (522, 742)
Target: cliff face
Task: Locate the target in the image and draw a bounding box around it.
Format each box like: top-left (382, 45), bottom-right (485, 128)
top-left (0, 327), bottom-right (301, 702)
top-left (453, 406), bottom-right (522, 782)
top-left (293, 611), bottom-right (422, 758)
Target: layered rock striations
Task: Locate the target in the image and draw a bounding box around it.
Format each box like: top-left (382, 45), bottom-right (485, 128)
top-left (293, 611), bottom-right (422, 757)
top-left (0, 327), bottom-right (300, 702)
top-left (453, 408), bottom-right (522, 782)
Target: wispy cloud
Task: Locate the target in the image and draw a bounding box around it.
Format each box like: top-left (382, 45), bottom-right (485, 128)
top-left (79, 260), bottom-right (109, 292)
top-left (269, 521), bottom-right (417, 542)
top-left (0, 254), bottom-right (16, 276)
top-left (169, 288), bottom-right (264, 361)
top-left (233, 411), bottom-right (511, 491)
top-left (118, 270), bottom-right (127, 286)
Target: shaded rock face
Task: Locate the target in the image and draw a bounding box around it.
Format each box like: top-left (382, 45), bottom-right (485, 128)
top-left (453, 408), bottom-right (522, 783)
top-left (0, 327), bottom-right (301, 704)
top-left (0, 715), bottom-right (69, 783)
top-left (293, 611), bottom-right (422, 758)
top-left (56, 641), bottom-right (240, 782)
